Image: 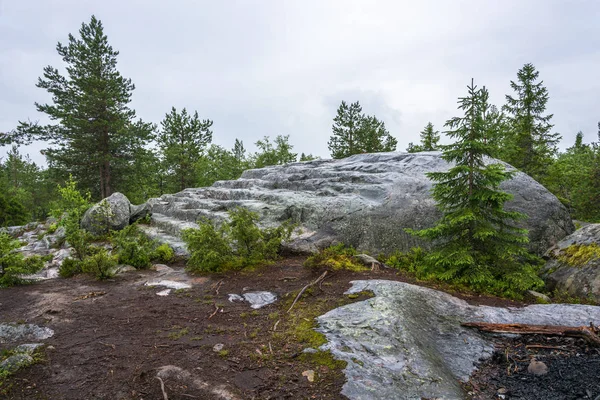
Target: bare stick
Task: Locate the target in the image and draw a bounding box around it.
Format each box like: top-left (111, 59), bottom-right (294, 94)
top-left (273, 319), bottom-right (280, 332)
top-left (208, 303), bottom-right (219, 319)
top-left (156, 376), bottom-right (168, 400)
top-left (287, 271), bottom-right (328, 313)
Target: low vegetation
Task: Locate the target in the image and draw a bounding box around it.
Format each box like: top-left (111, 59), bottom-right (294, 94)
top-left (0, 233), bottom-right (44, 287)
top-left (304, 243), bottom-right (368, 272)
top-left (182, 207), bottom-right (294, 272)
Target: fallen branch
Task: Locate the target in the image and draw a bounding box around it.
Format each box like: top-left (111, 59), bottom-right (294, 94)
top-left (208, 303), bottom-right (220, 319)
top-left (462, 322), bottom-right (600, 347)
top-left (156, 376), bottom-right (169, 400)
top-left (213, 280), bottom-right (224, 295)
top-left (287, 271), bottom-right (328, 313)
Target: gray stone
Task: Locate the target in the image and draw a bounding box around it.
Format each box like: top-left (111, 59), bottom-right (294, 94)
top-left (144, 152), bottom-right (572, 257)
top-left (525, 290), bottom-right (552, 304)
top-left (541, 223), bottom-right (600, 302)
top-left (527, 360), bottom-right (548, 375)
top-left (228, 294), bottom-right (244, 303)
top-left (14, 343), bottom-right (44, 354)
top-left (0, 323), bottom-right (54, 344)
top-left (130, 202), bottom-right (150, 223)
top-left (242, 291), bottom-right (277, 309)
top-left (81, 192), bottom-right (131, 235)
top-left (354, 254), bottom-right (386, 269)
top-left (0, 353), bottom-right (34, 373)
top-left (316, 280), bottom-right (600, 400)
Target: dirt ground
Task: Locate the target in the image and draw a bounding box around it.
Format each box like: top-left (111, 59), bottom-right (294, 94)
top-left (0, 256), bottom-right (594, 400)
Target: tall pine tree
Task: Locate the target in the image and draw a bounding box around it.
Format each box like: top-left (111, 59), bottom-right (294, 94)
top-left (13, 16), bottom-right (153, 199)
top-left (409, 80), bottom-right (541, 296)
top-left (502, 63), bottom-right (560, 183)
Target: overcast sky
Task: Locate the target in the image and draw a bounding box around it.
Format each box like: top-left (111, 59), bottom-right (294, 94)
top-left (1, 0), bottom-right (599, 165)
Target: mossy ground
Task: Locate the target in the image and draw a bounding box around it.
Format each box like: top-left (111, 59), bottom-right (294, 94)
top-left (557, 243), bottom-right (600, 267)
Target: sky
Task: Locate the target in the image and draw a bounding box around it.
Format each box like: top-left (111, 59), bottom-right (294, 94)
top-left (1, 0), bottom-right (599, 165)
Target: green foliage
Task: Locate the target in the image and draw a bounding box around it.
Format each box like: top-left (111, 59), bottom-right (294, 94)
top-left (328, 100), bottom-right (397, 159)
top-left (305, 243), bottom-right (367, 272)
top-left (0, 194), bottom-right (28, 227)
top-left (251, 135), bottom-right (297, 168)
top-left (0, 233), bottom-right (44, 287)
top-left (111, 224), bottom-right (155, 269)
top-left (81, 248), bottom-right (116, 280)
top-left (58, 257), bottom-right (82, 278)
top-left (407, 80), bottom-right (543, 298)
top-left (385, 247), bottom-right (426, 273)
top-left (502, 63), bottom-right (560, 184)
top-left (196, 141), bottom-right (249, 187)
top-left (406, 122), bottom-right (441, 153)
top-left (157, 107), bottom-right (213, 192)
top-left (182, 207), bottom-right (293, 272)
top-left (12, 15), bottom-right (154, 199)
top-left (152, 243), bottom-right (174, 263)
top-left (51, 176), bottom-right (91, 220)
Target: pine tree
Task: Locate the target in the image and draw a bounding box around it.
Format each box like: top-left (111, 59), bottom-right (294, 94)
top-left (407, 122), bottom-right (440, 152)
top-left (408, 80), bottom-right (542, 296)
top-left (13, 16), bottom-right (153, 199)
top-left (251, 135), bottom-right (297, 168)
top-left (502, 63), bottom-right (560, 183)
top-left (328, 101), bottom-right (397, 158)
top-left (157, 107), bottom-right (213, 192)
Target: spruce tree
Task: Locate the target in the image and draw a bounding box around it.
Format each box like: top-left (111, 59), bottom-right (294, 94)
top-left (409, 80), bottom-right (542, 296)
top-left (407, 122), bottom-right (440, 152)
top-left (328, 101), bottom-right (397, 158)
top-left (502, 64), bottom-right (560, 183)
top-left (13, 16), bottom-right (153, 199)
top-left (157, 107), bottom-right (213, 192)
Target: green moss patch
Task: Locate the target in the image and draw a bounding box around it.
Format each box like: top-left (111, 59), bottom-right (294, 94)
top-left (557, 243), bottom-right (600, 266)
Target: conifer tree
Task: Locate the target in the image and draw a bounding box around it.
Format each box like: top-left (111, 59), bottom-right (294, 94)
top-left (13, 16), bottom-right (153, 199)
top-left (502, 63), bottom-right (560, 182)
top-left (157, 107), bottom-right (213, 192)
top-left (408, 80), bottom-right (542, 296)
top-left (328, 101), bottom-right (397, 158)
top-left (407, 122), bottom-right (440, 152)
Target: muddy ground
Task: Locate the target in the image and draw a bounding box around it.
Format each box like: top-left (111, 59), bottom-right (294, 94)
top-left (0, 256), bottom-right (596, 399)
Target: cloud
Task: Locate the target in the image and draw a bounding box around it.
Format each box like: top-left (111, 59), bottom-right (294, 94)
top-left (1, 0), bottom-right (599, 164)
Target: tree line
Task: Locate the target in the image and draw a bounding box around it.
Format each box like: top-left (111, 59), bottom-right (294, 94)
top-left (1, 15), bottom-right (599, 226)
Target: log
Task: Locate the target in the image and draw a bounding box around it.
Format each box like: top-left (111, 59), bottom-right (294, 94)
top-left (462, 322), bottom-right (600, 347)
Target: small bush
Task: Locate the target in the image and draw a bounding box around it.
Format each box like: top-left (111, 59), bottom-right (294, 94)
top-left (81, 248), bottom-right (117, 280)
top-left (182, 207), bottom-right (293, 273)
top-left (385, 247), bottom-right (426, 273)
top-left (152, 243), bottom-right (174, 263)
top-left (112, 224), bottom-right (155, 269)
top-left (47, 223), bottom-right (58, 234)
top-left (0, 233), bottom-right (44, 287)
top-left (58, 257), bottom-right (82, 278)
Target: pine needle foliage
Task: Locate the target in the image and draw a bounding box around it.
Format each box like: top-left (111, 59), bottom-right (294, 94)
top-left (407, 80), bottom-right (543, 298)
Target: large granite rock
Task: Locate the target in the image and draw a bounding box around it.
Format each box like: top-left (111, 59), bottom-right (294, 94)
top-left (317, 280), bottom-right (600, 400)
top-left (542, 223), bottom-right (600, 302)
top-left (145, 152), bottom-right (573, 256)
top-left (81, 192), bottom-right (131, 235)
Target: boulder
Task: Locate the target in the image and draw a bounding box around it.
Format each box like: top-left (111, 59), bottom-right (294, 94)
top-left (541, 223), bottom-right (600, 302)
top-left (81, 192), bottom-right (131, 235)
top-left (130, 202), bottom-right (150, 223)
top-left (317, 280), bottom-right (600, 400)
top-left (145, 152), bottom-right (573, 256)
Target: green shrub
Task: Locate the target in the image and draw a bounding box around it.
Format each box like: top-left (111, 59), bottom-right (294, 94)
top-left (152, 243), bottom-right (174, 263)
top-left (47, 223), bottom-right (58, 234)
top-left (305, 243), bottom-right (367, 271)
top-left (0, 233), bottom-right (44, 287)
top-left (111, 224), bottom-right (155, 269)
top-left (385, 247), bottom-right (426, 273)
top-left (81, 248), bottom-right (116, 280)
top-left (182, 207), bottom-right (293, 273)
top-left (58, 257), bottom-right (82, 278)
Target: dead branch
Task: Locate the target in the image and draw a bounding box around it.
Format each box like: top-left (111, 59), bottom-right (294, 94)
top-left (156, 376), bottom-right (168, 400)
top-left (462, 322), bottom-right (600, 347)
top-left (287, 271), bottom-right (328, 313)
top-left (208, 303), bottom-right (220, 319)
top-left (213, 280), bottom-right (224, 295)
top-left (273, 319), bottom-right (280, 332)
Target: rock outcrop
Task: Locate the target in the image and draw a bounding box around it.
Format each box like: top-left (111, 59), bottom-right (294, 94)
top-left (81, 192), bottom-right (149, 235)
top-left (145, 152), bottom-right (573, 256)
top-left (542, 223), bottom-right (600, 302)
top-left (317, 280), bottom-right (600, 400)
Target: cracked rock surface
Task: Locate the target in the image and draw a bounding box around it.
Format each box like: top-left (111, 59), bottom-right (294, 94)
top-left (143, 152), bottom-right (573, 256)
top-left (316, 280), bottom-right (600, 400)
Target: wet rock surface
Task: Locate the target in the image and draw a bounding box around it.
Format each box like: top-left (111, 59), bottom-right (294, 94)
top-left (542, 223), bottom-right (600, 302)
top-left (0, 323), bottom-right (54, 344)
top-left (316, 280), bottom-right (600, 400)
top-left (144, 152), bottom-right (573, 256)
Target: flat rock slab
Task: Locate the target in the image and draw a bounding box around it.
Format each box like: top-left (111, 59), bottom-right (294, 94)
top-left (317, 280), bottom-right (600, 400)
top-left (144, 280), bottom-right (192, 290)
top-left (0, 324), bottom-right (54, 344)
top-left (228, 292), bottom-right (277, 309)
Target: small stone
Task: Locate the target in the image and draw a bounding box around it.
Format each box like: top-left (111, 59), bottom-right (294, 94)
top-left (497, 388), bottom-right (508, 394)
top-left (242, 291), bottom-right (277, 309)
top-left (527, 359), bottom-right (548, 375)
top-left (302, 369), bottom-right (315, 382)
top-left (156, 289), bottom-right (171, 297)
top-left (525, 290), bottom-right (551, 304)
top-left (228, 294), bottom-right (244, 303)
top-left (0, 353), bottom-right (34, 373)
top-left (213, 343), bottom-right (224, 352)
top-left (302, 348), bottom-right (318, 354)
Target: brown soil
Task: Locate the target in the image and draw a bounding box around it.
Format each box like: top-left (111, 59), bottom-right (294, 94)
top-left (0, 257), bottom-right (527, 400)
